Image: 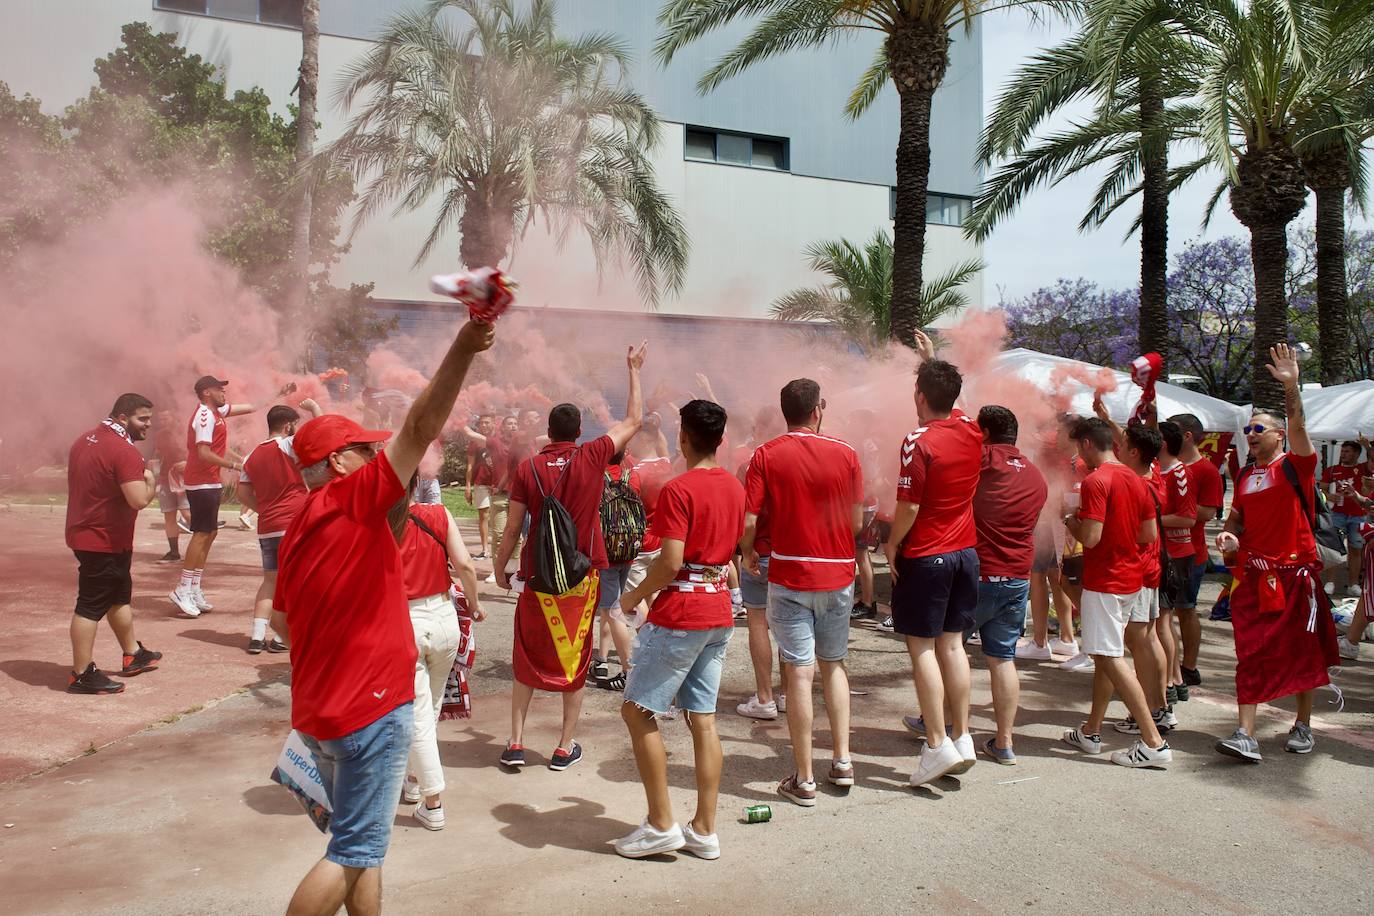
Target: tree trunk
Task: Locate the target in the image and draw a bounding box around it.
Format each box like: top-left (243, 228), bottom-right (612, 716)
top-left (289, 0), bottom-right (320, 323)
top-left (458, 191), bottom-right (515, 270)
top-left (1306, 154), bottom-right (1351, 385)
top-left (1138, 86), bottom-right (1169, 370)
top-left (1247, 223), bottom-right (1291, 410)
top-left (886, 21), bottom-right (949, 350)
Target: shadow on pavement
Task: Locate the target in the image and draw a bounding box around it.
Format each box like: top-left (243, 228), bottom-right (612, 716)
top-left (491, 796), bottom-right (634, 855)
top-left (0, 659), bottom-right (71, 692)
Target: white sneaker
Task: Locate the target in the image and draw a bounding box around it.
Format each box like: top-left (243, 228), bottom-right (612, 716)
top-left (484, 573), bottom-right (498, 584)
top-left (414, 803), bottom-right (445, 830)
top-left (1015, 640), bottom-right (1052, 661)
top-left (191, 587), bottom-right (213, 611)
top-left (1049, 638), bottom-right (1080, 658)
top-left (736, 695), bottom-right (778, 720)
top-left (1349, 584), bottom-right (1363, 597)
top-left (1337, 634), bottom-right (1361, 660)
top-left (1062, 727), bottom-right (1103, 755)
top-left (909, 739), bottom-right (963, 786)
top-left (169, 588), bottom-right (201, 618)
top-left (401, 776), bottom-right (422, 805)
top-left (777, 693), bottom-right (787, 713)
top-left (1059, 651), bottom-right (1094, 671)
top-left (1325, 580), bottom-right (1337, 596)
top-left (1111, 739), bottom-right (1172, 768)
top-left (950, 733), bottom-right (976, 775)
top-left (614, 820), bottom-right (685, 859)
top-left (681, 822), bottom-right (720, 860)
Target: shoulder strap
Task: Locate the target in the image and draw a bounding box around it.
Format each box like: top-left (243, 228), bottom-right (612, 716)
top-left (531, 453), bottom-right (574, 502)
top-left (1278, 456), bottom-right (1317, 532)
top-left (408, 511), bottom-right (446, 551)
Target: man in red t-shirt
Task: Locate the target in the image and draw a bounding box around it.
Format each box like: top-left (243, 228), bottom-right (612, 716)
top-left (968, 406), bottom-right (1047, 764)
top-left (742, 378), bottom-right (862, 806)
top-left (275, 320), bottom-right (495, 914)
top-left (1321, 438), bottom-right (1372, 596)
top-left (612, 400), bottom-right (744, 859)
top-left (151, 408), bottom-right (190, 563)
top-left (884, 338), bottom-right (984, 786)
top-left (1152, 421), bottom-right (1199, 712)
top-left (463, 414), bottom-right (498, 558)
top-left (1214, 345), bottom-right (1341, 763)
top-left (238, 398), bottom-right (321, 654)
top-left (492, 344), bottom-right (649, 771)
top-left (463, 414), bottom-right (518, 580)
top-left (170, 375), bottom-right (267, 618)
top-left (1060, 418), bottom-right (1172, 769)
top-left (1166, 412), bottom-right (1225, 691)
top-left (64, 393), bottom-right (162, 694)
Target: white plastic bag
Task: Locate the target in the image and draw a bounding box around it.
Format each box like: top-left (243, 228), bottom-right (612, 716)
top-left (270, 730), bottom-right (332, 833)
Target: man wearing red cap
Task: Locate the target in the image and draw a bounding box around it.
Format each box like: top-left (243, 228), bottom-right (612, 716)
top-left (276, 320), bottom-right (495, 916)
top-left (169, 375), bottom-right (265, 618)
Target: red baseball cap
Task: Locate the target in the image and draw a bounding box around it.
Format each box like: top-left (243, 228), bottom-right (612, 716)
top-left (293, 415), bottom-right (393, 467)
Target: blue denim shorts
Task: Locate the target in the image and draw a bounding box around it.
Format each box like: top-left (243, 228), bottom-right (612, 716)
top-left (259, 535), bottom-right (283, 572)
top-left (767, 582), bottom-right (853, 665)
top-left (299, 702), bottom-right (414, 869)
top-left (598, 564), bottom-right (631, 610)
top-left (1180, 558), bottom-right (1207, 609)
top-left (967, 578), bottom-right (1029, 659)
top-left (624, 623), bottom-right (733, 714)
top-left (739, 555), bottom-right (770, 608)
top-left (1333, 512), bottom-right (1366, 550)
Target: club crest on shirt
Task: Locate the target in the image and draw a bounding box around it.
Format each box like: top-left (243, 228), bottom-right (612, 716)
top-left (1241, 466), bottom-right (1275, 495)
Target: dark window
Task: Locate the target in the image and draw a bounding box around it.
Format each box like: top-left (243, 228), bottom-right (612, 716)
top-left (260, 0), bottom-right (303, 27)
top-left (716, 133), bottom-right (751, 166)
top-left (155, 0), bottom-right (208, 12)
top-left (684, 129), bottom-right (716, 161)
top-left (683, 127), bottom-right (790, 171)
top-left (751, 137), bottom-right (786, 170)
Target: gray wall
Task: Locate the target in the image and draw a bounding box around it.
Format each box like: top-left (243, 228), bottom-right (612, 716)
top-left (167, 1), bottom-right (982, 195)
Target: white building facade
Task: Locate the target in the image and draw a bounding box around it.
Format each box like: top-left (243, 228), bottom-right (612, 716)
top-left (1, 0), bottom-right (983, 320)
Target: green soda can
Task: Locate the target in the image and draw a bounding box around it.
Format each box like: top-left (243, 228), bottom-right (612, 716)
top-left (744, 804), bottom-right (772, 824)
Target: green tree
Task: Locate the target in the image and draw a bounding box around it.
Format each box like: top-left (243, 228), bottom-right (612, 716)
top-left (769, 229), bottom-right (982, 351)
top-left (656, 0), bottom-right (1044, 347)
top-left (319, 0), bottom-right (688, 305)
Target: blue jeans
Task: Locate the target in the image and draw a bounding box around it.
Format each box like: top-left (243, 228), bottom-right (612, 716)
top-left (299, 702), bottom-right (414, 869)
top-left (767, 582), bottom-right (853, 665)
top-left (624, 623), bottom-right (733, 714)
top-left (739, 556), bottom-right (770, 608)
top-left (967, 578), bottom-right (1029, 659)
top-left (1333, 512), bottom-right (1366, 549)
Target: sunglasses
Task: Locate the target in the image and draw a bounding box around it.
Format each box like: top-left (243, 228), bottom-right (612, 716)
top-left (337, 442), bottom-right (380, 459)
top-left (1243, 424), bottom-right (1280, 435)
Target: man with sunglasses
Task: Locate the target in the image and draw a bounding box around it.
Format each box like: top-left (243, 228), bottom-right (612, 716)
top-left (1214, 345), bottom-right (1342, 762)
top-left (274, 319), bottom-right (495, 916)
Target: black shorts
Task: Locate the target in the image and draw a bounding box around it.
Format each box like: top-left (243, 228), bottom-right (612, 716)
top-left (1061, 554), bottom-right (1085, 585)
top-left (1159, 556), bottom-right (1196, 610)
top-left (187, 487), bottom-right (223, 533)
top-left (891, 547), bottom-right (980, 638)
top-left (74, 550), bottom-right (133, 621)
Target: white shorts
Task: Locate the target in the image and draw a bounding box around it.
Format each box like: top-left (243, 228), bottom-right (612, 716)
top-left (1080, 589), bottom-right (1146, 658)
top-left (1138, 587), bottom-right (1160, 622)
top-left (472, 485), bottom-right (492, 511)
top-left (626, 549), bottom-right (661, 592)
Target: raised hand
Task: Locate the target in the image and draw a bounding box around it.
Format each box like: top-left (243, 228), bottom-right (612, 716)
top-left (1265, 343), bottom-right (1301, 388)
top-left (457, 319), bottom-right (497, 354)
top-left (912, 329), bottom-right (936, 362)
top-left (1092, 393), bottom-right (1110, 422)
top-left (627, 341), bottom-right (648, 371)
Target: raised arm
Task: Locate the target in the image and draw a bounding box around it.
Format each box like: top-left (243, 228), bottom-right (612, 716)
top-left (385, 320), bottom-right (496, 485)
top-left (299, 398), bottom-right (323, 418)
top-left (1267, 344), bottom-right (1313, 457)
top-left (605, 342), bottom-right (648, 454)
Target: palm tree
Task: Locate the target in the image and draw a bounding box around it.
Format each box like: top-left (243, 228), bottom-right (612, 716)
top-left (1098, 0), bottom-right (1374, 408)
top-left (969, 20), bottom-right (1199, 370)
top-left (318, 0), bottom-right (688, 305)
top-left (655, 0), bottom-right (1044, 348)
top-left (770, 229), bottom-right (982, 350)
top-left (289, 0), bottom-right (320, 319)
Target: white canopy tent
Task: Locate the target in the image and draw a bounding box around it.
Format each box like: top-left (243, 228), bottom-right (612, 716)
top-left (991, 348), bottom-right (1251, 435)
top-left (1299, 379), bottom-right (1374, 443)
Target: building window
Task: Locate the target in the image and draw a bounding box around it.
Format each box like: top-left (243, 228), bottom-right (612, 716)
top-left (260, 0), bottom-right (303, 27)
top-left (684, 126), bottom-right (789, 171)
top-left (889, 190), bottom-right (974, 226)
top-left (155, 0), bottom-right (208, 12)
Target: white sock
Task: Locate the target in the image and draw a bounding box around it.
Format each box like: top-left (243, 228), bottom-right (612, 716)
top-left (251, 618), bottom-right (268, 641)
top-left (179, 570), bottom-right (195, 591)
top-left (191, 569), bottom-right (203, 590)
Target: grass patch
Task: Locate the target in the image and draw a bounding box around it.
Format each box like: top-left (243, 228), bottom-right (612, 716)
top-left (440, 487), bottom-right (479, 519)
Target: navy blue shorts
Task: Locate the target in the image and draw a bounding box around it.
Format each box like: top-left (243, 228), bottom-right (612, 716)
top-left (891, 547), bottom-right (980, 638)
top-left (259, 535), bottom-right (283, 573)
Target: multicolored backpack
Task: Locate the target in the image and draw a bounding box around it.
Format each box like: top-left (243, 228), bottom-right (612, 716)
top-left (601, 471), bottom-right (646, 566)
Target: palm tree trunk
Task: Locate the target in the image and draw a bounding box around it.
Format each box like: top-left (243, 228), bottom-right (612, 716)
top-left (1249, 222), bottom-right (1291, 410)
top-left (1312, 181), bottom-right (1350, 385)
top-left (1138, 87), bottom-right (1169, 369)
top-left (887, 22), bottom-right (949, 350)
top-left (458, 191), bottom-right (515, 270)
top-left (289, 0), bottom-right (320, 322)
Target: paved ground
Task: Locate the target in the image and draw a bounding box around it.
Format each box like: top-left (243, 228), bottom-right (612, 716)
top-left (1, 504), bottom-right (1371, 914)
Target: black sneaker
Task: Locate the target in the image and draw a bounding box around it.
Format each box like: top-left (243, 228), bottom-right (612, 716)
top-left (592, 661), bottom-right (610, 681)
top-left (265, 637), bottom-right (289, 653)
top-left (1175, 683), bottom-right (1190, 702)
top-left (248, 638), bottom-right (266, 655)
top-left (120, 643), bottom-right (162, 676)
top-left (68, 663), bottom-right (125, 694)
top-left (1181, 666), bottom-right (1202, 687)
top-left (1166, 684), bottom-right (1178, 705)
top-left (877, 615), bottom-right (895, 633)
top-left (549, 740), bottom-right (583, 771)
top-left (850, 602), bottom-right (876, 620)
top-left (598, 671), bottom-right (626, 691)
top-left (156, 550), bottom-right (181, 564)
top-left (499, 742), bottom-right (526, 768)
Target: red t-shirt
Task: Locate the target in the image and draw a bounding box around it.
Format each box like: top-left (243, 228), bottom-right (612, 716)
top-left (744, 431), bottom-right (862, 591)
top-left (736, 453), bottom-right (771, 556)
top-left (972, 444), bottom-right (1048, 579)
top-left (896, 411), bottom-right (983, 558)
top-left (509, 436), bottom-right (616, 573)
top-left (468, 441), bottom-right (496, 487)
top-left (1186, 455), bottom-right (1224, 563)
top-left (65, 421), bottom-right (147, 553)
top-left (1158, 459), bottom-right (1198, 560)
top-left (184, 403), bottom-right (229, 488)
top-left (275, 451), bottom-right (417, 740)
top-left (1322, 462), bottom-right (1371, 516)
top-left (1078, 461), bottom-right (1153, 595)
top-left (399, 502), bottom-right (451, 599)
top-left (1140, 468), bottom-right (1166, 587)
top-left (634, 457), bottom-right (674, 553)
top-left (153, 423), bottom-right (185, 487)
top-left (647, 468), bottom-right (746, 630)
top-left (1234, 451), bottom-right (1319, 564)
top-left (241, 437), bottom-right (307, 539)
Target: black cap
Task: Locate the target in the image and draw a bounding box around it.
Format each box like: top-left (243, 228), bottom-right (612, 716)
top-left (194, 375), bottom-right (229, 394)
